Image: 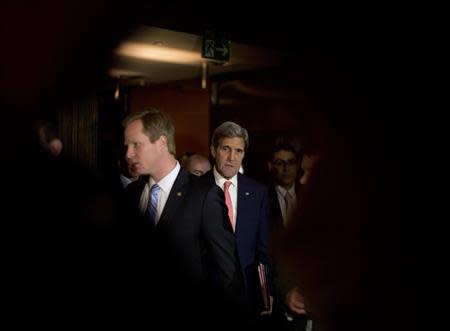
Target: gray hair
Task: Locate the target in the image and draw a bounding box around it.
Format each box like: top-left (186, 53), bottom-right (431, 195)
top-left (122, 108), bottom-right (176, 155)
top-left (211, 121), bottom-right (249, 150)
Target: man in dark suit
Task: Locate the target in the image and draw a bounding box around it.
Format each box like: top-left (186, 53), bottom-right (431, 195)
top-left (267, 140), bottom-right (302, 234)
top-left (267, 140), bottom-right (311, 331)
top-left (204, 121), bottom-right (272, 325)
top-left (119, 109), bottom-right (243, 330)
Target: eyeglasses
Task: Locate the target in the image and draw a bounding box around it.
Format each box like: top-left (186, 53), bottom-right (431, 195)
top-left (271, 159), bottom-right (298, 167)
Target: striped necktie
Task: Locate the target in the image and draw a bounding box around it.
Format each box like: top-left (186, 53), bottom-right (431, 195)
top-left (148, 184), bottom-right (161, 226)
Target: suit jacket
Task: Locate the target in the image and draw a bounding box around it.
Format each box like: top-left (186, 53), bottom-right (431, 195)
top-left (119, 168), bottom-right (244, 329)
top-left (204, 170), bottom-right (272, 313)
top-left (268, 184), bottom-right (283, 232)
top-left (268, 183), bottom-right (302, 233)
top-left (268, 183), bottom-right (311, 330)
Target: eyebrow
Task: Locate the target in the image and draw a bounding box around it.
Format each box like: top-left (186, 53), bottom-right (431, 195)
top-left (221, 144), bottom-right (243, 150)
top-left (273, 158), bottom-right (296, 162)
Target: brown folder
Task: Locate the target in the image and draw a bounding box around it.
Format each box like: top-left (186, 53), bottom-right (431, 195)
top-left (257, 262), bottom-right (270, 311)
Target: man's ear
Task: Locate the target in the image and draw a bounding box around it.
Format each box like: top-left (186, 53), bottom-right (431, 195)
top-left (159, 135), bottom-right (167, 147)
top-left (267, 161), bottom-right (273, 172)
top-left (210, 145), bottom-right (216, 158)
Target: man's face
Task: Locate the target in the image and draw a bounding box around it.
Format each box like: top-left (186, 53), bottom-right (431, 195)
top-left (299, 154), bottom-right (320, 185)
top-left (268, 150), bottom-right (299, 188)
top-left (124, 119), bottom-right (162, 176)
top-left (188, 159), bottom-right (211, 176)
top-left (211, 137), bottom-right (245, 179)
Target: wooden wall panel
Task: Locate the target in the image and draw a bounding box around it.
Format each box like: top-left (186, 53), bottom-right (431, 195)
top-left (129, 86), bottom-right (210, 158)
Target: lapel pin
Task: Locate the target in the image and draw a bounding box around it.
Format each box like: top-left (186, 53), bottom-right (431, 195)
top-left (176, 192), bottom-right (182, 196)
top-left (245, 192), bottom-right (250, 196)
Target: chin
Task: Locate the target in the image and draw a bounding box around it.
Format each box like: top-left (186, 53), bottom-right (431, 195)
top-left (224, 171), bottom-right (236, 179)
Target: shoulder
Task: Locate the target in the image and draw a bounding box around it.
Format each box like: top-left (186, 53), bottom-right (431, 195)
top-left (238, 173), bottom-right (267, 193)
top-left (193, 170), bottom-right (216, 189)
top-left (180, 169), bottom-right (219, 196)
top-left (126, 175), bottom-right (148, 193)
top-left (122, 176), bottom-right (148, 205)
top-left (199, 169), bottom-right (215, 184)
top-left (267, 184), bottom-right (278, 198)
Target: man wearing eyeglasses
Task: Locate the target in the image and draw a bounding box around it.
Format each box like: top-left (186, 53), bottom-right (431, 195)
top-left (267, 142), bottom-right (301, 229)
top-left (267, 139), bottom-right (312, 331)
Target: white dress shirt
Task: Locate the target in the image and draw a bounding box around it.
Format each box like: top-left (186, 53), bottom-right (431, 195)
top-left (148, 161), bottom-right (181, 224)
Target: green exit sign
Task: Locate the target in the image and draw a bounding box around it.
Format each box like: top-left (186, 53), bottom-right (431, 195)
top-left (202, 30), bottom-right (230, 62)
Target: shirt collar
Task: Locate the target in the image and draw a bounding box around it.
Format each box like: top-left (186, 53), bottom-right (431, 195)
top-left (275, 184), bottom-right (296, 196)
top-left (213, 166), bottom-right (238, 188)
top-left (150, 161), bottom-right (181, 193)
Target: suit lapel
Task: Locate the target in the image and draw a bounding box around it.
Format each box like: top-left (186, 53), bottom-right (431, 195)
top-left (157, 169), bottom-right (190, 227)
top-left (268, 184), bottom-right (283, 230)
top-left (204, 170), bottom-right (215, 185)
top-left (236, 173), bottom-right (250, 235)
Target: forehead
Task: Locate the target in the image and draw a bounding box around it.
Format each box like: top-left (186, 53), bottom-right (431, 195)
top-left (125, 119), bottom-right (144, 134)
top-left (124, 120), bottom-right (148, 142)
top-left (191, 159), bottom-right (207, 167)
top-left (193, 163), bottom-right (208, 170)
top-left (219, 137), bottom-right (245, 149)
top-left (273, 149), bottom-right (297, 160)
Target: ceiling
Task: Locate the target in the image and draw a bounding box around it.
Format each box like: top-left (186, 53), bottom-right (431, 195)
top-left (105, 4), bottom-right (386, 88)
top-left (108, 26), bottom-right (293, 84)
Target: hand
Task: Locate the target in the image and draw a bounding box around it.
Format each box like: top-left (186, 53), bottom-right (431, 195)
top-left (260, 295), bottom-right (274, 315)
top-left (285, 287), bottom-right (307, 315)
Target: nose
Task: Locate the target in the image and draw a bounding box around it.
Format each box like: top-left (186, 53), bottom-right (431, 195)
top-left (125, 146), bottom-right (134, 160)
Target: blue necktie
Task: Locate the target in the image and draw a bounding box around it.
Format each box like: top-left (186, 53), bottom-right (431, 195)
top-left (148, 184), bottom-right (161, 225)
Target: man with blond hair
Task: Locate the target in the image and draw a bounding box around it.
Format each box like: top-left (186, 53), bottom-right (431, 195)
top-left (120, 109), bottom-right (244, 330)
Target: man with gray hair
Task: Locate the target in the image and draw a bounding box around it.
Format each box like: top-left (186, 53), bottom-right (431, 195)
top-left (205, 121), bottom-right (272, 325)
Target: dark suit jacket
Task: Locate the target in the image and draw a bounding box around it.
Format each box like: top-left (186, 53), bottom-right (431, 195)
top-left (268, 184), bottom-right (283, 232)
top-left (268, 183), bottom-right (302, 232)
top-left (268, 183), bottom-right (310, 330)
top-left (205, 170), bottom-right (272, 314)
top-left (119, 168), bottom-right (244, 329)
